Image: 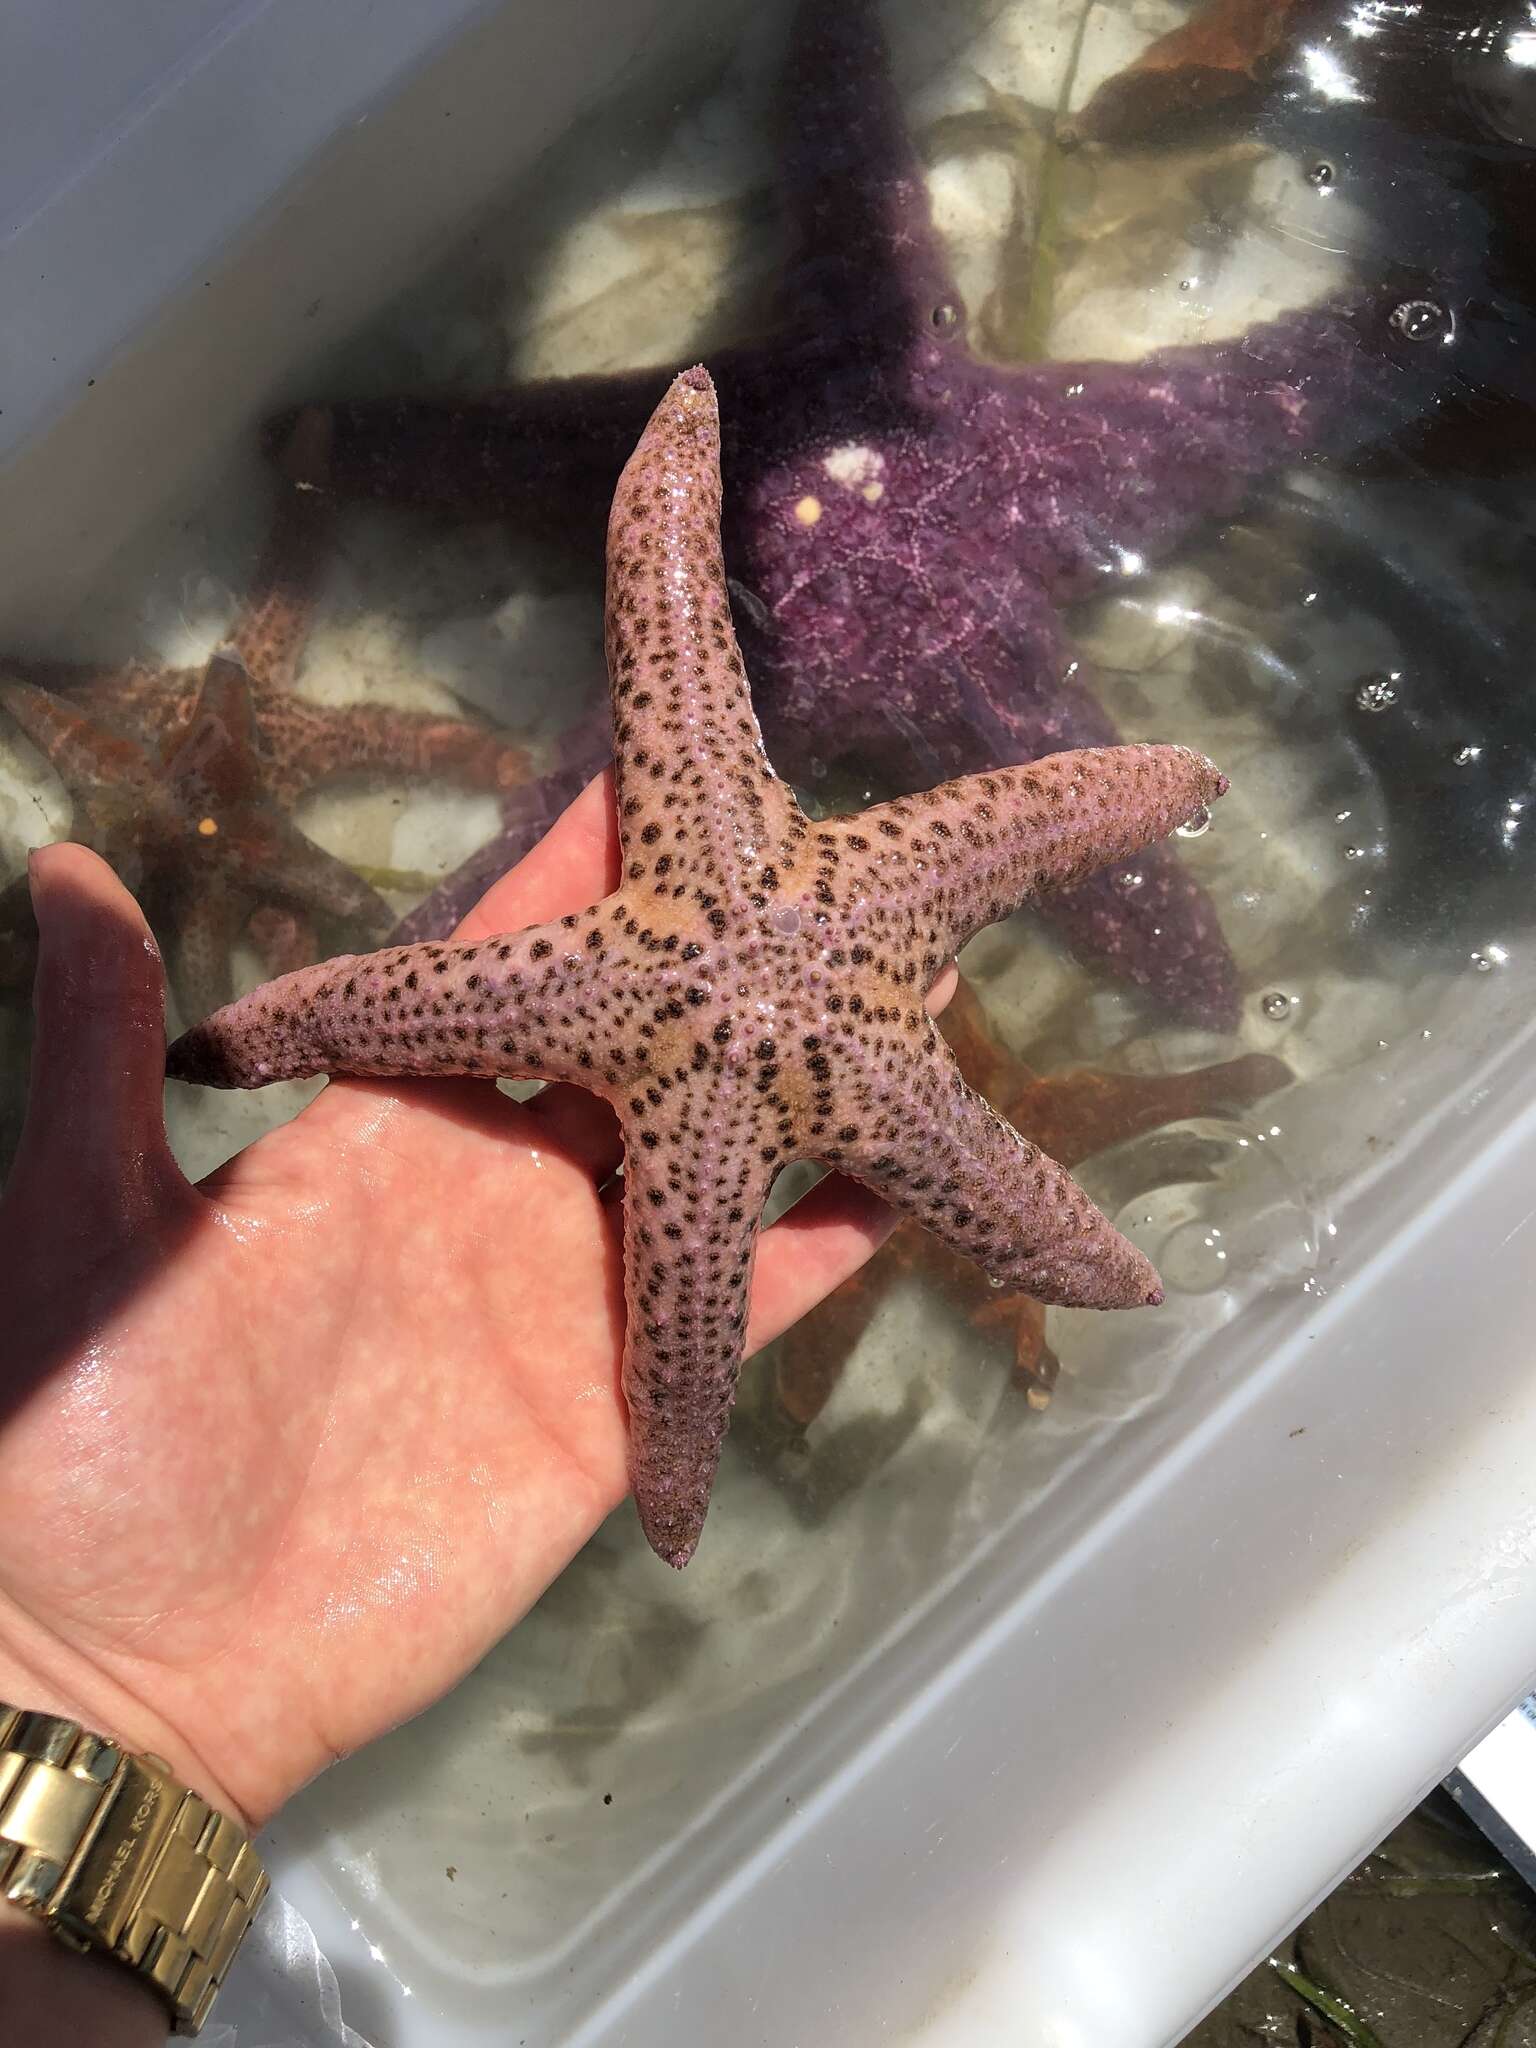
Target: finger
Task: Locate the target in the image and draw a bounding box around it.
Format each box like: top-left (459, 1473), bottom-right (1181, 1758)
top-left (4, 844), bottom-right (187, 1230)
top-left (451, 769), bottom-right (618, 943)
top-left (520, 1085), bottom-right (623, 1183)
top-left (927, 960), bottom-right (958, 1015)
top-left (746, 1171), bottom-right (901, 1355)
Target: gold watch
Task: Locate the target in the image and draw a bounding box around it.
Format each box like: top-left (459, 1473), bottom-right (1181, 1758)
top-left (0, 1702), bottom-right (268, 2036)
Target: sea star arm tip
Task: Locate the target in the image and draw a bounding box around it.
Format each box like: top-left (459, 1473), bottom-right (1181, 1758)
top-left (620, 1103), bottom-right (772, 1570)
top-left (607, 367), bottom-right (802, 890)
top-left (165, 912), bottom-right (633, 1091)
top-left (855, 742), bottom-right (1227, 980)
top-left (821, 1025), bottom-right (1163, 1312)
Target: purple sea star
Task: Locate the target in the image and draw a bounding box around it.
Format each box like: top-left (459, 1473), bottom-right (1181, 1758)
top-left (283, 0), bottom-right (1425, 1024)
top-left (169, 368), bottom-right (1228, 1566)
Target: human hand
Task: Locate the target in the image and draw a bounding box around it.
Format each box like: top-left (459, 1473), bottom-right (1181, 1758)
top-left (0, 773), bottom-right (938, 1837)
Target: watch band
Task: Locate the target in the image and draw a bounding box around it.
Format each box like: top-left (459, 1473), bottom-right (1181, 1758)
top-left (0, 1701), bottom-right (268, 2036)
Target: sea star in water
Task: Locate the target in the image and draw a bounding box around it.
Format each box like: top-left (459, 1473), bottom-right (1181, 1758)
top-left (0, 655), bottom-right (395, 1017)
top-left (169, 367), bottom-right (1228, 1566)
top-left (2, 411), bottom-right (531, 1007)
top-left (773, 973), bottom-right (1291, 1428)
top-left (286, 0), bottom-right (1427, 1024)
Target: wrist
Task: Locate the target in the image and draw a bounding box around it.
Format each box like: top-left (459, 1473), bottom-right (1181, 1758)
top-left (0, 1671), bottom-right (271, 2039)
top-left (0, 1899), bottom-right (166, 2047)
top-left (0, 1618), bottom-right (249, 1832)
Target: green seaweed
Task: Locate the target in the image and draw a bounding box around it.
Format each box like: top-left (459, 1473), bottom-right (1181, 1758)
top-left (1269, 1956), bottom-right (1390, 2048)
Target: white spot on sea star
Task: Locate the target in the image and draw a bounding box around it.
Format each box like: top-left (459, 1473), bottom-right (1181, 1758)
top-left (822, 443), bottom-right (886, 491)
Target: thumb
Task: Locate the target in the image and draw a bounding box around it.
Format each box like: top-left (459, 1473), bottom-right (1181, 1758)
top-left (4, 844), bottom-right (188, 1236)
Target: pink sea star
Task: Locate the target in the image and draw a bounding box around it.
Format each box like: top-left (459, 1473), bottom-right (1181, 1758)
top-left (287, 0), bottom-right (1428, 1025)
top-left (169, 368), bottom-right (1228, 1565)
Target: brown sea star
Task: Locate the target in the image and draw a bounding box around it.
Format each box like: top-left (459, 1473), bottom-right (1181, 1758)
top-left (1061, 0), bottom-right (1322, 148)
top-left (169, 366), bottom-right (1229, 1566)
top-left (0, 656), bottom-right (395, 1018)
top-left (286, 0), bottom-right (1431, 1025)
top-left (774, 973), bottom-right (1291, 1428)
top-left (1, 411), bottom-right (532, 1015)
top-left (14, 411), bottom-right (531, 817)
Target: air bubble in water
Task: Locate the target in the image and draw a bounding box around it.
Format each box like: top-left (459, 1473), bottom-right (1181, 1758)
top-left (1353, 673), bottom-right (1399, 713)
top-left (1307, 160), bottom-right (1336, 187)
top-left (771, 905), bottom-right (801, 936)
top-left (1390, 298), bottom-right (1452, 344)
top-left (1471, 945), bottom-right (1508, 973)
top-left (1117, 870), bottom-right (1145, 892)
top-left (1343, 845), bottom-right (1364, 862)
top-left (1453, 744), bottom-right (1482, 767)
top-left (1261, 991), bottom-right (1294, 1020)
top-left (1176, 805), bottom-right (1211, 839)
top-left (1158, 1220), bottom-right (1229, 1294)
top-left (931, 302), bottom-right (960, 331)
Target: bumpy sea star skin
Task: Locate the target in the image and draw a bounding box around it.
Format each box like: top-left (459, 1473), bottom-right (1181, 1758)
top-left (774, 974), bottom-right (1291, 1428)
top-left (282, 0), bottom-right (1428, 1025)
top-left (170, 368), bottom-right (1229, 1566)
top-left (0, 658), bottom-right (395, 1017)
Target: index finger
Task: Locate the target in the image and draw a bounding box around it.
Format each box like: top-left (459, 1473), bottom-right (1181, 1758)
top-left (452, 770), bottom-right (618, 941)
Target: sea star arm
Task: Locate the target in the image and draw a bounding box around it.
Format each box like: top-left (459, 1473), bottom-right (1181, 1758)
top-left (0, 676), bottom-right (171, 814)
top-left (214, 807), bottom-right (396, 945)
top-left (754, 546), bottom-right (1240, 1028)
top-left (850, 742), bottom-right (1226, 986)
top-left (0, 876), bottom-right (36, 992)
top-left (228, 407), bottom-right (336, 691)
top-left (0, 678), bottom-right (177, 889)
top-left (1008, 1049), bottom-right (1291, 1164)
top-left (1001, 291), bottom-right (1428, 603)
top-left (172, 879), bottom-right (248, 1021)
top-left (245, 904), bottom-right (322, 981)
top-left (163, 652), bottom-right (273, 807)
top-left (617, 1085), bottom-right (775, 1568)
top-left (266, 369), bottom-right (663, 522)
top-left (773, 0), bottom-right (961, 347)
top-left (820, 1022), bottom-right (1161, 1309)
top-left (604, 367), bottom-right (804, 892)
top-left (248, 688), bottom-right (529, 811)
top-left (0, 657), bottom-right (201, 753)
top-left (164, 911), bottom-right (646, 1091)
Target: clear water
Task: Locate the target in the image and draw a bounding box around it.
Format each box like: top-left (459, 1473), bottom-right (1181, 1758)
top-left (3, 0), bottom-right (1535, 2034)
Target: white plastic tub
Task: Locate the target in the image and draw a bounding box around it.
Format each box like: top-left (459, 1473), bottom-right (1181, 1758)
top-left (5, 5), bottom-right (1536, 2044)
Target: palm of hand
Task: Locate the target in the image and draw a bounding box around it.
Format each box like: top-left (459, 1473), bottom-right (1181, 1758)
top-left (0, 778), bottom-right (896, 1826)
